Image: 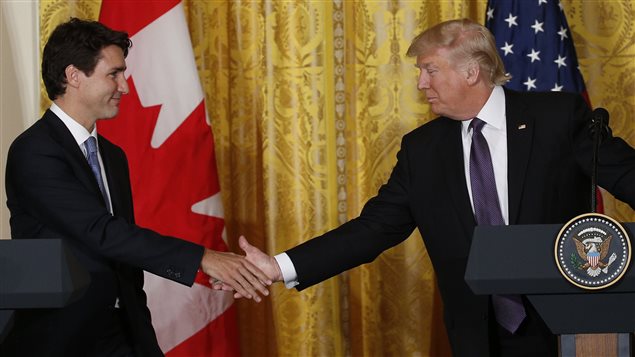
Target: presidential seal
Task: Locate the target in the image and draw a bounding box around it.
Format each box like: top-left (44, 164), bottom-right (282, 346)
top-left (555, 213), bottom-right (631, 290)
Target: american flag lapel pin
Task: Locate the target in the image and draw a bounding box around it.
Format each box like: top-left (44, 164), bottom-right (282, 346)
top-left (518, 124), bottom-right (526, 130)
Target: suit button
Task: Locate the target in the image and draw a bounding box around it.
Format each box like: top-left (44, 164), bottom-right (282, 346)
top-left (166, 266), bottom-right (181, 279)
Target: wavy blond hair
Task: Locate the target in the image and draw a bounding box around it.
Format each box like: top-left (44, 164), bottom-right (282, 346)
top-left (406, 18), bottom-right (510, 86)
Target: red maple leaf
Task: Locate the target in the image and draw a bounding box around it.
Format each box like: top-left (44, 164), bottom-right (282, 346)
top-left (98, 78), bottom-right (226, 287)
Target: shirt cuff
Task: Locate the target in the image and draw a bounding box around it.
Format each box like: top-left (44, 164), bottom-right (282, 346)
top-left (273, 252), bottom-right (299, 289)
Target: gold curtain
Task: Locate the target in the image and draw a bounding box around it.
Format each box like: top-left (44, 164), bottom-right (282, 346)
top-left (39, 1), bottom-right (635, 356)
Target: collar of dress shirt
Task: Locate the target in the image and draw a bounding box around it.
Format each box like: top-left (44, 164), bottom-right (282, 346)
top-left (461, 85), bottom-right (506, 134)
top-left (50, 103), bottom-right (99, 151)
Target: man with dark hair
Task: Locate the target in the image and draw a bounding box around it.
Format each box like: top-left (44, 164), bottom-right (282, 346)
top-left (219, 18), bottom-right (635, 356)
top-left (41, 18), bottom-right (133, 101)
top-left (2, 18), bottom-right (269, 357)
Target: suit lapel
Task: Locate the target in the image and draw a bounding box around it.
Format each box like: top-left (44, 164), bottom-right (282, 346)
top-left (42, 110), bottom-right (105, 202)
top-left (505, 89), bottom-right (535, 224)
top-left (99, 137), bottom-right (134, 222)
top-left (441, 119), bottom-right (477, 234)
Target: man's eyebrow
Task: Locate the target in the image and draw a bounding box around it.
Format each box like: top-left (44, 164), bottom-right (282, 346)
top-left (416, 63), bottom-right (437, 69)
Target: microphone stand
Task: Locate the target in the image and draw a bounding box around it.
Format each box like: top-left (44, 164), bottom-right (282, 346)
top-left (590, 118), bottom-right (601, 213)
top-left (589, 109), bottom-right (608, 213)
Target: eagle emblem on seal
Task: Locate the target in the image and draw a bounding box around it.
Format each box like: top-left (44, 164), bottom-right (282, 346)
top-left (555, 213), bottom-right (631, 290)
top-left (572, 228), bottom-right (617, 277)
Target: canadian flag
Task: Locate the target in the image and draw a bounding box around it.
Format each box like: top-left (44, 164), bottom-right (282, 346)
top-left (99, 1), bottom-right (239, 356)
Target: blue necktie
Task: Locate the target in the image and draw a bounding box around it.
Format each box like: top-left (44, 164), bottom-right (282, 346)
top-left (469, 118), bottom-right (526, 334)
top-left (85, 136), bottom-right (110, 207)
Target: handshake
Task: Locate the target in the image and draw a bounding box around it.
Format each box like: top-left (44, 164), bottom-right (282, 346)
top-left (200, 236), bottom-right (282, 302)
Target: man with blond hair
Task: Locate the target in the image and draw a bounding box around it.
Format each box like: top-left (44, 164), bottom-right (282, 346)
top-left (222, 18), bottom-right (635, 356)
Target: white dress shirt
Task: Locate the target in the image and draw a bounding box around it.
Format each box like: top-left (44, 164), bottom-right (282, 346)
top-left (274, 86), bottom-right (509, 288)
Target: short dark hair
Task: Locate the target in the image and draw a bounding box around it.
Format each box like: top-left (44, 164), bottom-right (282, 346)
top-left (42, 18), bottom-right (132, 100)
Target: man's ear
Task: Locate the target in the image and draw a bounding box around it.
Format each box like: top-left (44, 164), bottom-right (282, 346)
top-left (465, 61), bottom-right (480, 85)
top-left (64, 64), bottom-right (81, 89)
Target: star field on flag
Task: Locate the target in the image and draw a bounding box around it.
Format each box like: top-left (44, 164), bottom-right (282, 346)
top-left (486, 0), bottom-right (586, 93)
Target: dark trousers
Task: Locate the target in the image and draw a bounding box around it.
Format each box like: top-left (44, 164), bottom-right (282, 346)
top-left (0, 307), bottom-right (136, 357)
top-left (91, 307), bottom-right (136, 357)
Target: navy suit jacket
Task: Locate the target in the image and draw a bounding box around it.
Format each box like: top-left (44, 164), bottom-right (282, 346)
top-left (2, 110), bottom-right (204, 356)
top-left (285, 89), bottom-right (635, 356)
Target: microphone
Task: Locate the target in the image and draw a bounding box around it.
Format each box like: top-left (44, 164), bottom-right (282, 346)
top-left (588, 107), bottom-right (611, 142)
top-left (589, 108), bottom-right (610, 212)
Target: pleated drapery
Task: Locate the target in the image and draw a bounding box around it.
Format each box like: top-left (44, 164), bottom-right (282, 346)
top-left (39, 1), bottom-right (635, 355)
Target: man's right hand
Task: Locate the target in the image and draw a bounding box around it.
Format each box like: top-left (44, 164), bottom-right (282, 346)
top-left (211, 236), bottom-right (283, 299)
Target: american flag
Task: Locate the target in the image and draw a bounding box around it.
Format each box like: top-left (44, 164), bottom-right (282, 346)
top-left (486, 0), bottom-right (605, 212)
top-left (485, 0), bottom-right (586, 94)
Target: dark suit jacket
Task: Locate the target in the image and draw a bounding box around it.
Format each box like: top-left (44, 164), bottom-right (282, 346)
top-left (285, 90), bottom-right (635, 356)
top-left (2, 110), bottom-right (204, 356)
